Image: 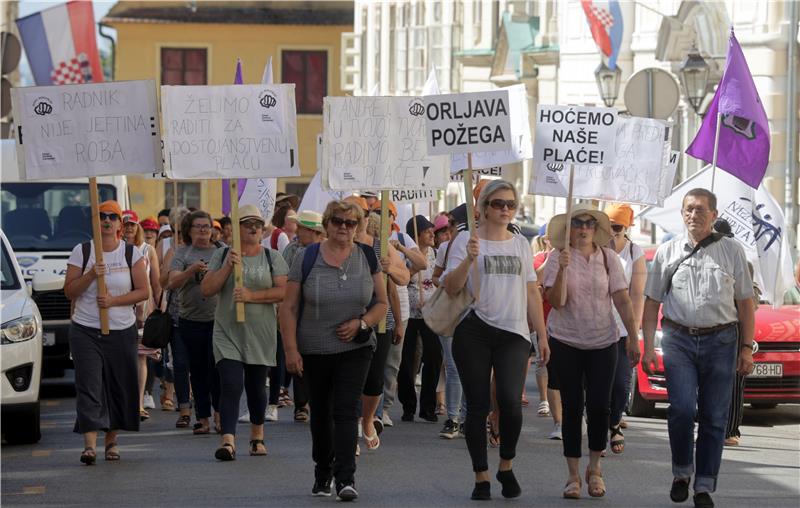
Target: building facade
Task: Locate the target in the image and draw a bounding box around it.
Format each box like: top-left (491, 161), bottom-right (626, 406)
top-left (104, 0), bottom-right (353, 218)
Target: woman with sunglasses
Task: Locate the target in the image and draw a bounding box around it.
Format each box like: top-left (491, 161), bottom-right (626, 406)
top-left (167, 210), bottom-right (222, 435)
top-left (201, 205), bottom-right (289, 461)
top-left (542, 205), bottom-right (640, 499)
top-left (604, 204), bottom-right (646, 454)
top-left (443, 180), bottom-right (549, 501)
top-left (64, 201), bottom-right (149, 464)
top-left (280, 200), bottom-right (388, 501)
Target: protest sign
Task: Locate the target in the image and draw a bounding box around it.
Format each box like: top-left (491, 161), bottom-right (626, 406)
top-left (161, 84), bottom-right (300, 179)
top-left (322, 96), bottom-right (449, 191)
top-left (639, 166), bottom-right (794, 307)
top-left (531, 117), bottom-right (674, 206)
top-left (450, 166), bottom-right (504, 182)
top-left (11, 80), bottom-right (161, 180)
top-left (299, 171), bottom-right (345, 214)
top-left (424, 90), bottom-right (513, 156)
top-left (534, 105), bottom-right (618, 166)
top-left (389, 188), bottom-right (437, 204)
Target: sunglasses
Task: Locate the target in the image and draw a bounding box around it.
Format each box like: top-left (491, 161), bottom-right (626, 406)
top-left (240, 220), bottom-right (263, 229)
top-left (571, 218), bottom-right (598, 229)
top-left (99, 212), bottom-right (120, 221)
top-left (611, 224), bottom-right (625, 233)
top-left (330, 217), bottom-right (359, 229)
top-left (487, 199), bottom-right (518, 210)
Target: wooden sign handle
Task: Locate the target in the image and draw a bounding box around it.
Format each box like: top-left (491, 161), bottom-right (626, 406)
top-left (229, 180), bottom-right (245, 322)
top-left (464, 153), bottom-right (480, 302)
top-left (378, 190), bottom-right (391, 334)
top-left (411, 203), bottom-right (423, 307)
top-left (560, 164), bottom-right (575, 307)
top-left (89, 177), bottom-right (110, 335)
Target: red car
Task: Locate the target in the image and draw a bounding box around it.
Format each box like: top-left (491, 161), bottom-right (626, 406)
top-left (627, 247), bottom-right (800, 417)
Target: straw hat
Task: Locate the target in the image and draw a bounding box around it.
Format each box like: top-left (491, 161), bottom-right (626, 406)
top-left (547, 204), bottom-right (612, 250)
top-left (275, 193), bottom-right (300, 210)
top-left (238, 204), bottom-right (265, 224)
top-left (291, 210), bottom-right (325, 233)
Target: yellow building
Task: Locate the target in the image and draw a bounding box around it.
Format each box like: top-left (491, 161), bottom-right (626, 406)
top-left (102, 1), bottom-right (352, 218)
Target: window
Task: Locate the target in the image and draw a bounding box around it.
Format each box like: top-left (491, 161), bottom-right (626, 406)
top-left (161, 48), bottom-right (207, 85)
top-left (282, 50), bottom-right (327, 114)
top-left (164, 182), bottom-right (201, 210)
top-left (284, 183), bottom-right (309, 201)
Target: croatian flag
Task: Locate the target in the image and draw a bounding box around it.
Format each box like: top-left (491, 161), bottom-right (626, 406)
top-left (580, 0), bottom-right (624, 70)
top-left (16, 1), bottom-right (103, 86)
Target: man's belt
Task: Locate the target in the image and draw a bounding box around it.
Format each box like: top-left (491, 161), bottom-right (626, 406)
top-left (661, 318), bottom-right (737, 336)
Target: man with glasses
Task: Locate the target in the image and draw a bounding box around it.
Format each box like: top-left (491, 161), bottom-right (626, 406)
top-left (642, 188), bottom-right (755, 508)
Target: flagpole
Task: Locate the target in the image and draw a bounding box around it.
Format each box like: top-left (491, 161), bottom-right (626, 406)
top-left (710, 111), bottom-right (722, 192)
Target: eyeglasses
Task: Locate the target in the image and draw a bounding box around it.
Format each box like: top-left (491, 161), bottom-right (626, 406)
top-left (240, 220), bottom-right (263, 229)
top-left (330, 217), bottom-right (359, 229)
top-left (487, 199), bottom-right (517, 210)
top-left (99, 212), bottom-right (120, 221)
top-left (191, 224), bottom-right (211, 231)
top-left (682, 206), bottom-right (709, 216)
top-left (611, 224), bottom-right (625, 233)
top-left (571, 218), bottom-right (598, 229)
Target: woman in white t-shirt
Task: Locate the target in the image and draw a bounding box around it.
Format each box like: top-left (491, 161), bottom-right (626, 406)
top-left (443, 180), bottom-right (550, 501)
top-left (604, 204), bottom-right (646, 455)
top-left (63, 200), bottom-right (149, 465)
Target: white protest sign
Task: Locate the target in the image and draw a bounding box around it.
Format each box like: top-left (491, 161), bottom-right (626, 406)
top-left (534, 105), bottom-right (617, 166)
top-left (238, 177), bottom-right (277, 222)
top-left (531, 116), bottom-right (675, 206)
top-left (390, 188), bottom-right (437, 204)
top-left (424, 90), bottom-right (512, 156)
top-left (11, 80), bottom-right (161, 180)
top-left (450, 165), bottom-right (504, 182)
top-left (299, 171), bottom-right (345, 214)
top-left (161, 84), bottom-right (300, 179)
top-left (322, 96), bottom-right (449, 191)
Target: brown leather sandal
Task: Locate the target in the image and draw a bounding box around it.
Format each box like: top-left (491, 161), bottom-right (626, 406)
top-left (563, 478), bottom-right (581, 499)
top-left (585, 468), bottom-right (606, 497)
top-left (104, 443), bottom-right (120, 461)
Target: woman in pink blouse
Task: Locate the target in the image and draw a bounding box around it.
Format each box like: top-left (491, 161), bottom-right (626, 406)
top-left (542, 205), bottom-right (640, 499)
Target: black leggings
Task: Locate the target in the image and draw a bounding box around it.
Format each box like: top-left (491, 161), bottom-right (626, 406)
top-left (398, 318), bottom-right (442, 418)
top-left (549, 336), bottom-right (617, 458)
top-left (452, 312), bottom-right (531, 473)
top-left (363, 330), bottom-right (392, 396)
top-left (216, 359), bottom-right (268, 435)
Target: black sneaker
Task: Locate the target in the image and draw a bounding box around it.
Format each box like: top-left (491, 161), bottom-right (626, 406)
top-left (670, 478), bottom-right (690, 503)
top-left (419, 412), bottom-right (438, 423)
top-left (336, 482), bottom-right (358, 502)
top-left (312, 478), bottom-right (332, 497)
top-left (471, 481), bottom-right (491, 501)
top-left (693, 492), bottom-right (714, 508)
top-left (401, 412), bottom-right (415, 422)
top-left (439, 419), bottom-right (459, 439)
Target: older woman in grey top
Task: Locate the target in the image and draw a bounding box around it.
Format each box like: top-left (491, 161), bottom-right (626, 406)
top-left (280, 200), bottom-right (388, 501)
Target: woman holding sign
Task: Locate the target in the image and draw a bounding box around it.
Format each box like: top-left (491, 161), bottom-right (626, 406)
top-left (64, 200), bottom-right (149, 464)
top-left (541, 206), bottom-right (640, 499)
top-left (443, 180), bottom-right (549, 501)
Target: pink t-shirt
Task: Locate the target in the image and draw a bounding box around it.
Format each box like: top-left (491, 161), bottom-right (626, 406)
top-left (542, 246), bottom-right (628, 350)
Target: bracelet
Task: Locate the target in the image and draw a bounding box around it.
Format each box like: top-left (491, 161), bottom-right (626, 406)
top-left (740, 343), bottom-right (754, 351)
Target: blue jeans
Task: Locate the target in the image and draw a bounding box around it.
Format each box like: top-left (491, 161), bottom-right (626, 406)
top-left (609, 336), bottom-right (632, 426)
top-left (662, 324), bottom-right (738, 494)
top-left (439, 336), bottom-right (466, 423)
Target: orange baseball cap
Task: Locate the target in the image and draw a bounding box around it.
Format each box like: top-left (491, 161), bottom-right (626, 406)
top-left (604, 203), bottom-right (634, 227)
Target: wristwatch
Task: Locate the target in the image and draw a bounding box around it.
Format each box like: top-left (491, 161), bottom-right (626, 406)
top-left (359, 319), bottom-right (369, 331)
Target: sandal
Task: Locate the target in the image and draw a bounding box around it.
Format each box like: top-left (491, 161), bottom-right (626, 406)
top-left (364, 432), bottom-right (380, 451)
top-left (104, 443), bottom-right (120, 461)
top-left (161, 398), bottom-right (175, 411)
top-left (80, 447), bottom-right (96, 465)
top-left (249, 439), bottom-right (267, 456)
top-left (610, 425), bottom-right (625, 454)
top-left (139, 409), bottom-right (150, 421)
top-left (214, 442), bottom-right (236, 461)
top-left (537, 401), bottom-right (551, 417)
top-left (585, 468), bottom-right (606, 497)
top-left (176, 414), bottom-right (191, 428)
top-left (193, 422), bottom-right (210, 435)
top-left (563, 478), bottom-right (581, 499)
top-left (294, 407), bottom-right (309, 423)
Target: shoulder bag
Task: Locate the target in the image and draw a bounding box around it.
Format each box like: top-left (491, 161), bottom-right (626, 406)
top-left (142, 291), bottom-right (173, 349)
top-left (422, 239), bottom-right (474, 337)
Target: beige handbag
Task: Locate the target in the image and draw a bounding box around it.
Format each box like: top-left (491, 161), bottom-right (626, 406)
top-left (422, 240), bottom-right (474, 337)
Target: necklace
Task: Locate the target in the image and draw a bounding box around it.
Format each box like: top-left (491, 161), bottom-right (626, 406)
top-left (339, 253), bottom-right (352, 281)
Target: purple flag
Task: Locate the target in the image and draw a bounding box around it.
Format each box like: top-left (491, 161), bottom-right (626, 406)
top-left (222, 59), bottom-right (247, 215)
top-left (686, 31), bottom-right (770, 189)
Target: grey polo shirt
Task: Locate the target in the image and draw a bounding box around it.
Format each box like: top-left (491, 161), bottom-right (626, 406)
top-left (645, 235), bottom-right (754, 328)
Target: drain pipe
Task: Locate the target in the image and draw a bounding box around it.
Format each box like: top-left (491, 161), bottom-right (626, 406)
top-left (786, 1), bottom-right (798, 256)
top-left (98, 23), bottom-right (116, 81)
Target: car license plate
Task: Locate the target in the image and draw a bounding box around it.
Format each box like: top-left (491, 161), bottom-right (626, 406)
top-left (751, 363), bottom-right (783, 378)
top-left (43, 332), bottom-right (55, 347)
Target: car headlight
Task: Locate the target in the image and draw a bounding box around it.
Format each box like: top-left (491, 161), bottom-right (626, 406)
top-left (1, 315), bottom-right (39, 344)
top-left (653, 330), bottom-right (663, 350)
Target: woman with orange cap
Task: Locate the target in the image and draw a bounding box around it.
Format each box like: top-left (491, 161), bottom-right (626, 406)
top-left (64, 200), bottom-right (150, 464)
top-left (604, 203), bottom-right (647, 454)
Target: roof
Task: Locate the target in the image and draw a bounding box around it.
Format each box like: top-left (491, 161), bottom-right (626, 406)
top-left (102, 1), bottom-right (353, 26)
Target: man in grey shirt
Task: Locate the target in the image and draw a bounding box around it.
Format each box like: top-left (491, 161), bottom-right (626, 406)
top-left (642, 188), bottom-right (755, 508)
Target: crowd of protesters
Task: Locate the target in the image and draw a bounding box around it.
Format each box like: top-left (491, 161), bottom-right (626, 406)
top-left (63, 182), bottom-right (776, 508)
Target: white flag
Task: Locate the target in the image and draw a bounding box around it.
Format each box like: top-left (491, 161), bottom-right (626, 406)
top-left (639, 166), bottom-right (795, 307)
top-left (299, 171), bottom-right (345, 214)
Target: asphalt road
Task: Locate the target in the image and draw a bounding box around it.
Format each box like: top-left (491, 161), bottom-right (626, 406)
top-left (2, 373), bottom-right (799, 507)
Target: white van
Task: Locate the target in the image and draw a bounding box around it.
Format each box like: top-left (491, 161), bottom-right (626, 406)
top-left (1, 229), bottom-right (43, 444)
top-left (0, 139), bottom-right (129, 377)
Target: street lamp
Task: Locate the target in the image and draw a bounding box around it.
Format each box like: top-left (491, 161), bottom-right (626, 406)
top-left (594, 62), bottom-right (621, 108)
top-left (678, 49), bottom-right (710, 115)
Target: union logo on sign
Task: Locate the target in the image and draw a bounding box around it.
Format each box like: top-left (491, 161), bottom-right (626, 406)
top-left (259, 91), bottom-right (278, 109)
top-left (408, 100), bottom-right (424, 117)
top-left (33, 97), bottom-right (53, 116)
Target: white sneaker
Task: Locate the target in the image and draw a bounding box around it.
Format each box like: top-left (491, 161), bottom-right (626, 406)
top-left (265, 404), bottom-right (278, 422)
top-left (548, 423), bottom-right (562, 440)
top-left (238, 411), bottom-right (251, 423)
top-left (358, 420), bottom-right (363, 438)
top-left (143, 393), bottom-right (155, 410)
top-left (382, 413), bottom-right (393, 427)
